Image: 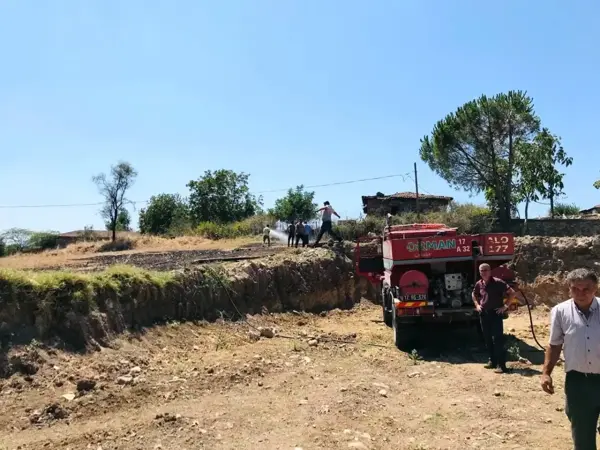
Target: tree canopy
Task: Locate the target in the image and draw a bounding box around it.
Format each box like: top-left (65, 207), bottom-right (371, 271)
top-left (516, 129), bottom-right (572, 218)
top-left (419, 90), bottom-right (571, 228)
top-left (0, 228), bottom-right (32, 251)
top-left (107, 209), bottom-right (132, 232)
top-left (268, 185), bottom-right (318, 221)
top-left (139, 193), bottom-right (190, 235)
top-left (186, 169), bottom-right (262, 224)
top-left (93, 161), bottom-right (138, 241)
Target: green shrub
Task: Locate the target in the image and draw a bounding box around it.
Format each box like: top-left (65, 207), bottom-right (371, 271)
top-left (552, 203), bottom-right (580, 217)
top-left (335, 202), bottom-right (494, 241)
top-left (97, 238), bottom-right (135, 252)
top-left (196, 222), bottom-right (231, 240)
top-left (195, 214), bottom-right (276, 240)
top-left (28, 232), bottom-right (60, 251)
top-left (192, 206), bottom-right (494, 242)
top-left (4, 244), bottom-right (20, 256)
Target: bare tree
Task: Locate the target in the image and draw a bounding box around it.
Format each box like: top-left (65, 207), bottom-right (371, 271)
top-left (92, 161), bottom-right (138, 242)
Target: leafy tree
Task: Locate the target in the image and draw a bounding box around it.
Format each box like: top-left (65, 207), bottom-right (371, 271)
top-left (515, 142), bottom-right (541, 223)
top-left (419, 90), bottom-right (540, 229)
top-left (0, 238), bottom-right (5, 257)
top-left (516, 129), bottom-right (572, 220)
top-left (29, 231), bottom-right (60, 250)
top-left (594, 177), bottom-right (600, 190)
top-left (107, 208), bottom-right (132, 232)
top-left (186, 169), bottom-right (262, 224)
top-left (139, 193), bottom-right (190, 235)
top-left (532, 129), bottom-right (572, 217)
top-left (0, 228), bottom-right (33, 251)
top-left (92, 161), bottom-right (138, 242)
top-left (268, 185), bottom-right (318, 221)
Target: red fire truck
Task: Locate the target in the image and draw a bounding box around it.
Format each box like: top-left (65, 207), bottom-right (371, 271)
top-left (355, 223), bottom-right (520, 349)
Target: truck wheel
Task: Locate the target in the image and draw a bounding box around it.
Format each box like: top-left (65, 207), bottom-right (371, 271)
top-left (393, 313), bottom-right (416, 350)
top-left (393, 313), bottom-right (406, 350)
top-left (383, 306), bottom-right (393, 328)
top-left (382, 287), bottom-right (393, 328)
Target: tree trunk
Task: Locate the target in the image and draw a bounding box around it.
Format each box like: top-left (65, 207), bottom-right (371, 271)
top-left (496, 194), bottom-right (512, 232)
top-left (549, 181), bottom-right (555, 217)
top-left (505, 122), bottom-right (515, 231)
top-left (524, 197), bottom-right (530, 234)
top-left (111, 224), bottom-right (116, 242)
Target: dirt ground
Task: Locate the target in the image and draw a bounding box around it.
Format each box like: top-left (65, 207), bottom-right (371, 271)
top-left (0, 301), bottom-right (577, 450)
top-left (0, 237), bottom-right (290, 272)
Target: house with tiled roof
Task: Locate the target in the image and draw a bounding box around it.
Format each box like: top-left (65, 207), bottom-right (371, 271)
top-left (361, 192), bottom-right (453, 216)
top-left (580, 204), bottom-right (600, 215)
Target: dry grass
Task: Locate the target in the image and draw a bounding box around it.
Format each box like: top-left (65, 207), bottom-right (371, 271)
top-left (0, 235), bottom-right (259, 270)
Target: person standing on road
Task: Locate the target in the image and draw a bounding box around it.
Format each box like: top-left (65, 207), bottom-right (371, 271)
top-left (541, 268), bottom-right (600, 450)
top-left (313, 201), bottom-right (342, 245)
top-left (262, 224), bottom-right (271, 247)
top-left (472, 263), bottom-right (516, 374)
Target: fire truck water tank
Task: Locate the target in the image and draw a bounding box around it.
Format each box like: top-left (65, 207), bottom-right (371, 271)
top-left (398, 270), bottom-right (429, 301)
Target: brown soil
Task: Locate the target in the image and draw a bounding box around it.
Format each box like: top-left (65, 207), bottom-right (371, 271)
top-left (0, 236), bottom-right (269, 271)
top-left (0, 302), bottom-right (575, 450)
top-left (36, 243), bottom-right (288, 273)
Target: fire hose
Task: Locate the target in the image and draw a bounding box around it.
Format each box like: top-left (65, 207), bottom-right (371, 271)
top-left (515, 287), bottom-right (545, 352)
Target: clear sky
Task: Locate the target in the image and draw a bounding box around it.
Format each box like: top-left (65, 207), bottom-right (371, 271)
top-left (1, 1), bottom-right (598, 232)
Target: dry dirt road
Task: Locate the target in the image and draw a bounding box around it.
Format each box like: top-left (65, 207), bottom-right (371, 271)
top-left (1, 302), bottom-right (577, 450)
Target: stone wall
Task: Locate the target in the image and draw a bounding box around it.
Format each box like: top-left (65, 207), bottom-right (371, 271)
top-left (508, 218), bottom-right (600, 237)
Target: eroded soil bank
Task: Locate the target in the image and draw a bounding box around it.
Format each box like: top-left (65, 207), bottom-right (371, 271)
top-left (0, 236), bottom-right (594, 354)
top-left (0, 248), bottom-right (362, 352)
top-left (511, 236), bottom-right (600, 305)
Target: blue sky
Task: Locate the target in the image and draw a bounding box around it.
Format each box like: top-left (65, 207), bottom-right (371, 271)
top-left (1, 1), bottom-right (598, 232)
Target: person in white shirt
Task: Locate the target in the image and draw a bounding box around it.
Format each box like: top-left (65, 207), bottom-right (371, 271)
top-left (262, 225), bottom-right (271, 247)
top-left (542, 268), bottom-right (600, 450)
top-left (313, 201), bottom-right (342, 245)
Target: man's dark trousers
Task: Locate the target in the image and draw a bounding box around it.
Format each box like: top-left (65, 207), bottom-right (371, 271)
top-left (314, 220), bottom-right (342, 245)
top-left (565, 371), bottom-right (600, 450)
top-left (479, 310), bottom-right (506, 369)
top-left (295, 234), bottom-right (306, 248)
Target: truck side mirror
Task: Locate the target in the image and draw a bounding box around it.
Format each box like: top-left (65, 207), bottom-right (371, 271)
top-left (471, 241), bottom-right (481, 257)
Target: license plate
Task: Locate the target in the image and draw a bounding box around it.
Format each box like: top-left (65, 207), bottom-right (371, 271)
top-left (400, 293), bottom-right (427, 301)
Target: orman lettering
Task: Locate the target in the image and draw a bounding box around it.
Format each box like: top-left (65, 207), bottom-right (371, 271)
top-left (406, 239), bottom-right (457, 252)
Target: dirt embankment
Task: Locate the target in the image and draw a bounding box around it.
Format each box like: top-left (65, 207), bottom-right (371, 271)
top-left (0, 235), bottom-right (595, 354)
top-left (512, 236), bottom-right (600, 305)
top-left (0, 248), bottom-right (362, 354)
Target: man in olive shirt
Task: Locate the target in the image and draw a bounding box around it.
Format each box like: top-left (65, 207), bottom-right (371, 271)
top-left (472, 263), bottom-right (516, 374)
top-left (542, 268), bottom-right (600, 450)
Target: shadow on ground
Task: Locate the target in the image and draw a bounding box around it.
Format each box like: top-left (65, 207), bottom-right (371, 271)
top-left (393, 323), bottom-right (544, 376)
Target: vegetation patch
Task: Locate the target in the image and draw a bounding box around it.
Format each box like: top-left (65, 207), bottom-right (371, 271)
top-left (97, 238), bottom-right (136, 252)
top-left (334, 202), bottom-right (494, 241)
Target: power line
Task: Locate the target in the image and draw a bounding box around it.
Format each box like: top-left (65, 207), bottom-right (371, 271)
top-left (255, 173), bottom-right (412, 194)
top-left (405, 173), bottom-right (434, 196)
top-left (0, 200), bottom-right (149, 210)
top-left (0, 173), bottom-right (412, 209)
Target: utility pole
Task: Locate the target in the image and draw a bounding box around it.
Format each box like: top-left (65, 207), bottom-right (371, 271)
top-left (414, 162), bottom-right (420, 220)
